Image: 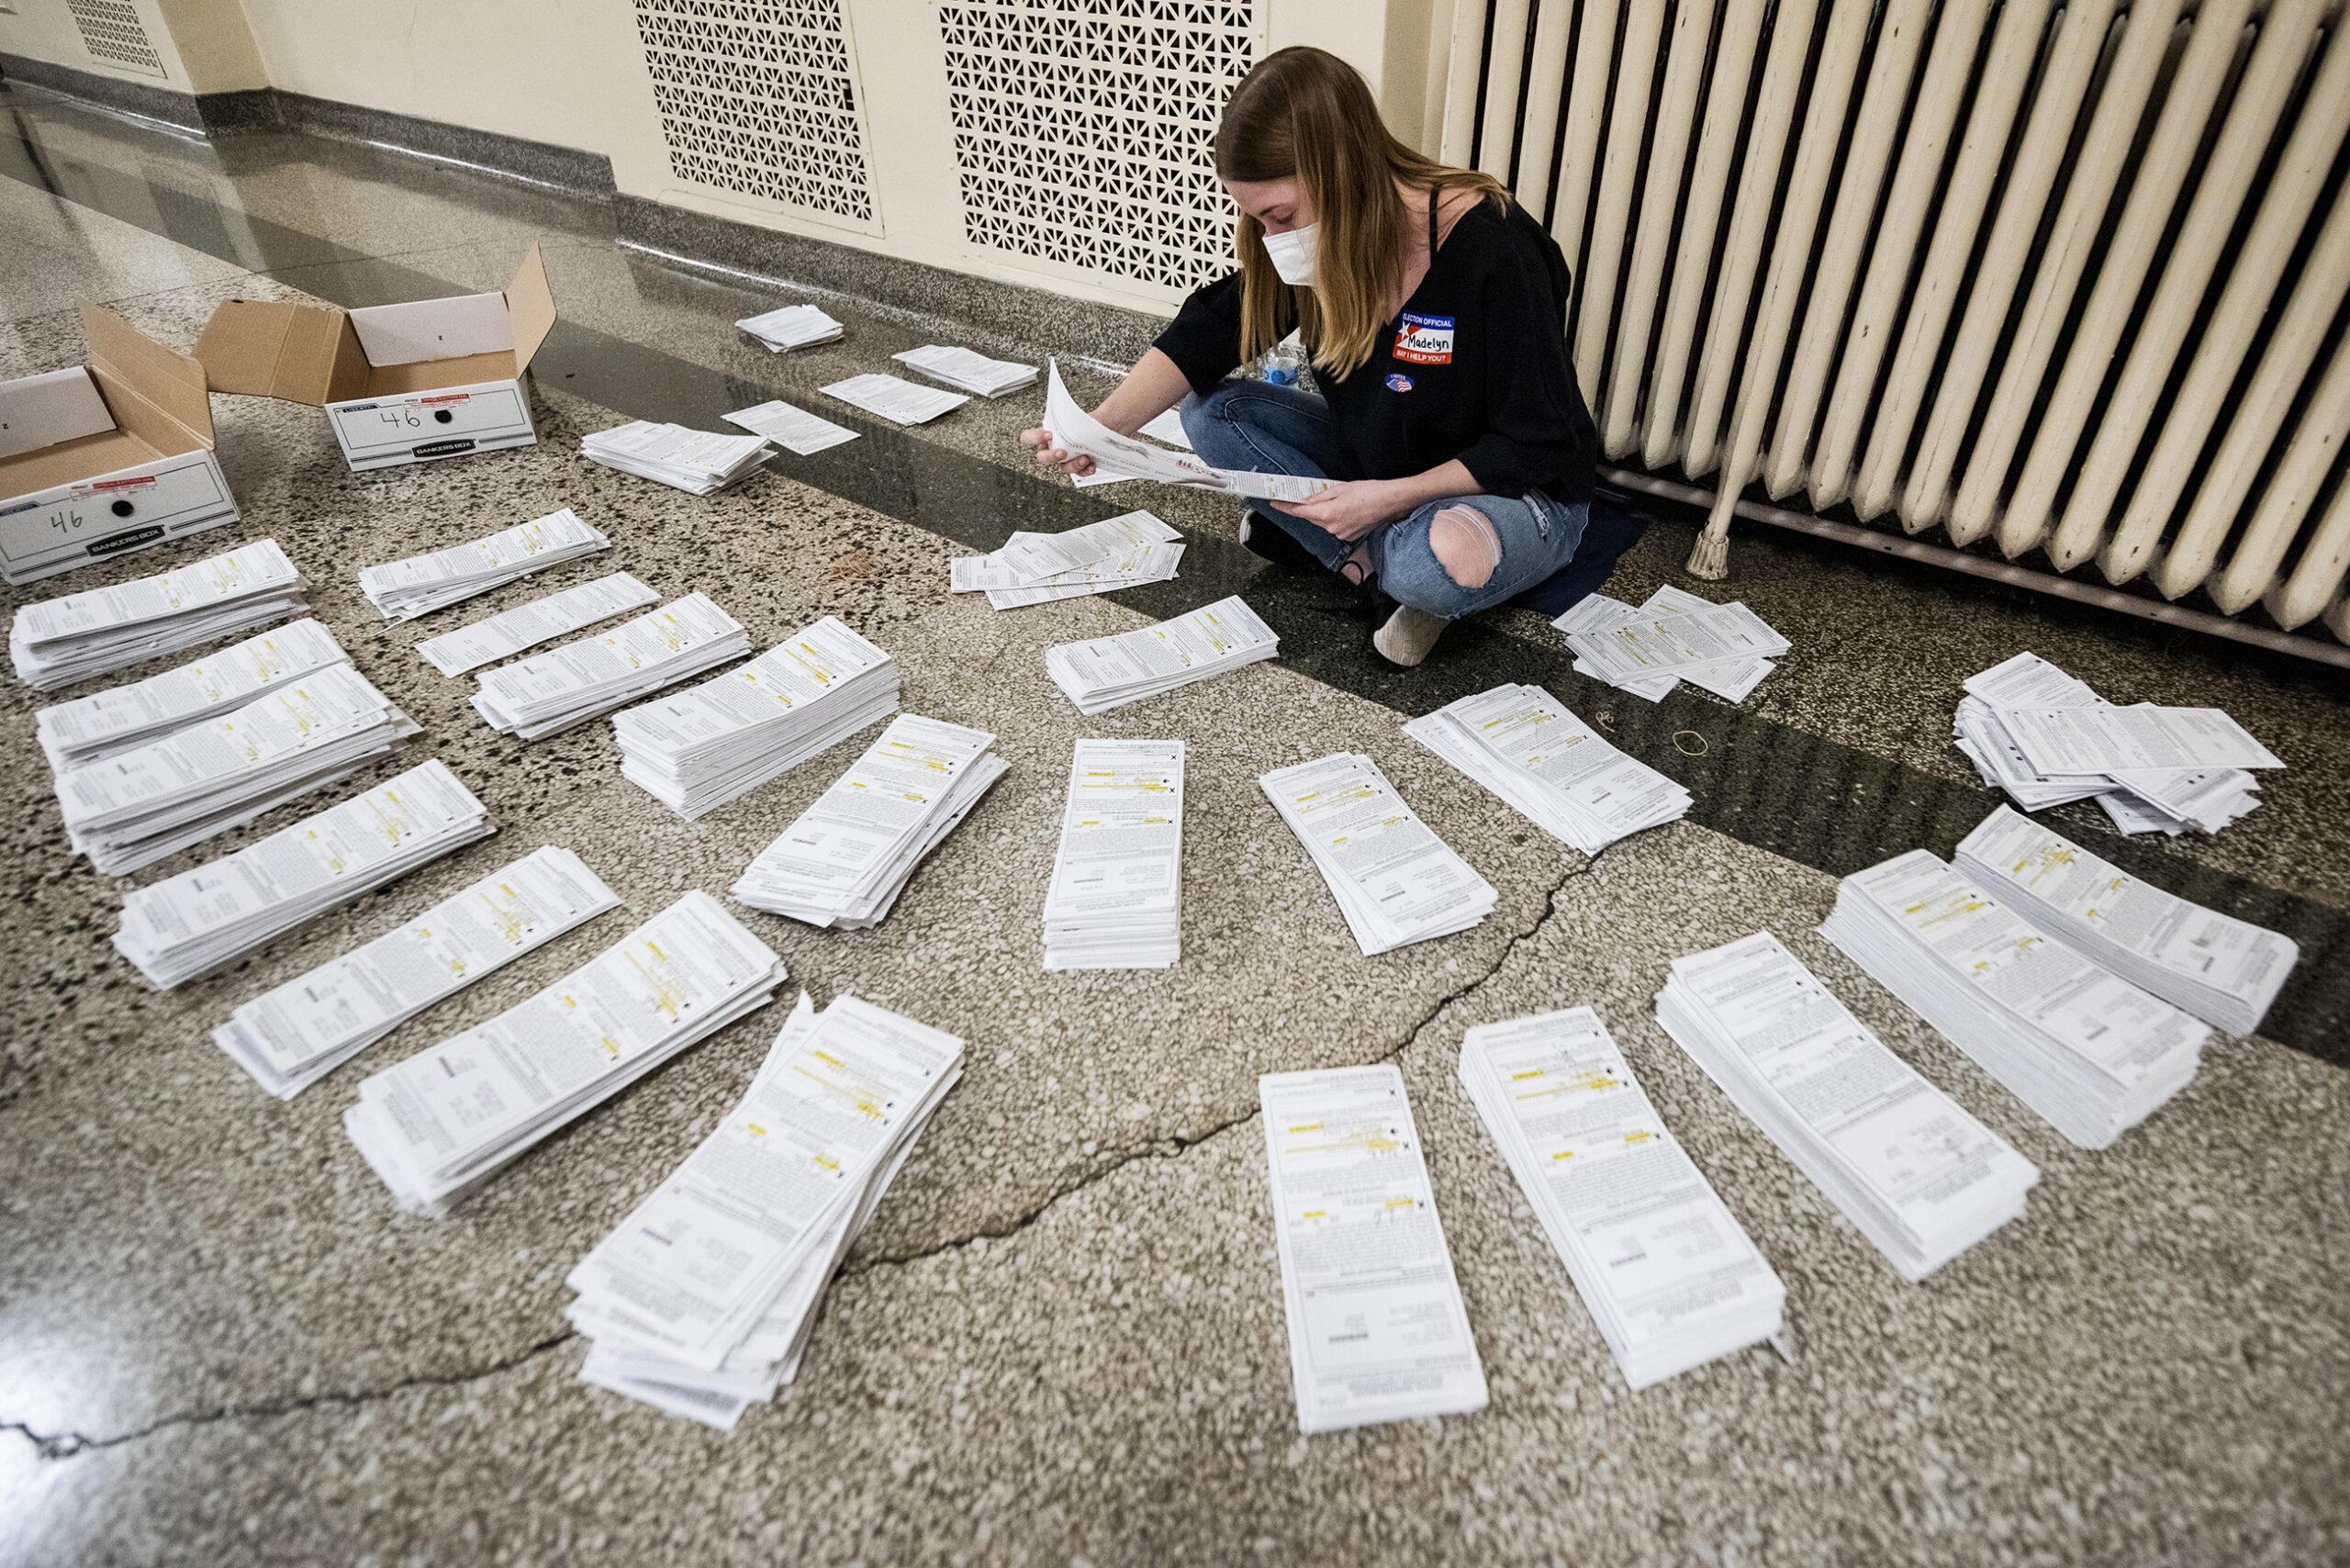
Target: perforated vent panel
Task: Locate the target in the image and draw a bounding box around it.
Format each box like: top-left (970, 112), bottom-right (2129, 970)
top-left (939, 1), bottom-right (1259, 293)
top-left (632, 0), bottom-right (876, 224)
top-left (68, 0), bottom-right (165, 77)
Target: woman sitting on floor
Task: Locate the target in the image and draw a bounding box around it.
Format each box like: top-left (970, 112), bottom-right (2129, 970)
top-left (1021, 44), bottom-right (1598, 667)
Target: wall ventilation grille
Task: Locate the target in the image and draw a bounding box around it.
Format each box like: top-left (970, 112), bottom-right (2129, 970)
top-left (68, 0), bottom-right (165, 77)
top-left (632, 0), bottom-right (876, 224)
top-left (939, 1), bottom-right (1257, 294)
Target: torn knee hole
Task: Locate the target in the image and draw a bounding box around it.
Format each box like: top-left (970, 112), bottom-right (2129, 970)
top-left (1429, 506), bottom-right (1499, 588)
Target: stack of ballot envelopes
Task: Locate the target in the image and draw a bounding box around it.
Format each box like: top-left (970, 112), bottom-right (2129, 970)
top-left (12, 538), bottom-right (305, 690)
top-left (1042, 738), bottom-right (1185, 969)
top-left (37, 617), bottom-right (347, 771)
top-left (1046, 595), bottom-right (1279, 714)
top-left (1259, 751), bottom-right (1495, 955)
top-left (951, 510), bottom-right (1183, 609)
top-left (472, 593), bottom-right (751, 740)
top-left (359, 508), bottom-right (610, 620)
top-left (582, 421), bottom-right (773, 495)
top-left (1404, 683), bottom-right (1690, 855)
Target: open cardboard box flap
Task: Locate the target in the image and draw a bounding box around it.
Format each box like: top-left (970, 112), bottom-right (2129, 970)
top-left (195, 242), bottom-right (554, 406)
top-left (0, 306), bottom-right (216, 495)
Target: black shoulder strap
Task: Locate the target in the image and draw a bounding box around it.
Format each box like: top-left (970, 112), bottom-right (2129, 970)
top-left (1428, 185), bottom-right (1440, 253)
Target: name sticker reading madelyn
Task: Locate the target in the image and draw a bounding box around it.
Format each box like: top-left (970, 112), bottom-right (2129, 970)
top-left (1393, 312), bottom-right (1456, 364)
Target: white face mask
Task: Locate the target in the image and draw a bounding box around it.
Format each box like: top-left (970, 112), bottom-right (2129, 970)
top-left (1259, 222), bottom-right (1319, 286)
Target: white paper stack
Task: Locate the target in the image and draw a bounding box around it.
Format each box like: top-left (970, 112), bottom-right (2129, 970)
top-left (735, 302), bottom-right (844, 352)
top-left (344, 891), bottom-right (785, 1216)
top-left (821, 373), bottom-right (968, 425)
top-left (722, 399), bottom-right (860, 456)
top-left (1459, 1008), bottom-right (1785, 1388)
top-left (11, 539), bottom-right (307, 690)
top-left (1046, 594), bottom-right (1279, 714)
top-left (1259, 1063), bottom-right (1488, 1432)
top-left (580, 420), bottom-right (773, 495)
top-left (212, 846), bottom-right (622, 1098)
top-left (37, 617), bottom-right (347, 771)
top-left (414, 573), bottom-right (660, 677)
top-left (1259, 751), bottom-right (1495, 955)
top-left (732, 714), bottom-right (1007, 929)
top-left (357, 508), bottom-right (610, 621)
top-left (1954, 805), bottom-right (2299, 1035)
top-left (1821, 849), bottom-right (2209, 1148)
top-left (1042, 738), bottom-right (1183, 969)
top-left (949, 510), bottom-right (1184, 609)
top-left (1404, 683), bottom-right (1690, 855)
top-left (1953, 653), bottom-right (2275, 834)
top-left (110, 758), bottom-right (492, 990)
top-left (613, 615), bottom-right (900, 818)
top-left (890, 343), bottom-right (1037, 398)
top-left (1657, 934), bottom-right (2039, 1280)
top-left (56, 663), bottom-right (421, 875)
top-left (472, 592), bottom-right (750, 741)
top-left (1555, 588), bottom-right (1787, 701)
top-left (569, 991), bottom-right (962, 1429)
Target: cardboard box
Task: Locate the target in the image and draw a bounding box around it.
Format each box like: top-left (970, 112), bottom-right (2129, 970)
top-left (195, 245), bottom-right (555, 473)
top-left (0, 305), bottom-right (241, 588)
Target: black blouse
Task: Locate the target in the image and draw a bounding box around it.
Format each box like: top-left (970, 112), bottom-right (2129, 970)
top-left (1152, 195), bottom-right (1597, 506)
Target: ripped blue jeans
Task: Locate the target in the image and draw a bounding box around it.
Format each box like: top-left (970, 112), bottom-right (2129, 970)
top-left (1179, 379), bottom-right (1586, 620)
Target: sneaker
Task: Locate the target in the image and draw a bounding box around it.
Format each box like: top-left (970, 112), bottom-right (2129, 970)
top-left (1371, 603), bottom-right (1448, 667)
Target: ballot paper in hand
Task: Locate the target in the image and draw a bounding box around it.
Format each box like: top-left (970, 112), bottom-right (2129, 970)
top-left (1558, 588), bottom-right (1787, 701)
top-left (950, 510), bottom-right (1184, 609)
top-left (212, 845), bottom-right (621, 1098)
top-left (1953, 805), bottom-right (2298, 1036)
top-left (11, 538), bottom-right (308, 691)
top-left (413, 572), bottom-right (659, 677)
top-left (1042, 738), bottom-right (1184, 969)
top-left (112, 757), bottom-right (493, 990)
top-left (722, 399), bottom-right (860, 456)
top-left (1259, 1063), bottom-right (1488, 1433)
top-left (37, 617), bottom-right (347, 771)
top-left (472, 592), bottom-right (752, 740)
top-left (1404, 683), bottom-right (1690, 855)
top-left (891, 344), bottom-right (1037, 398)
top-left (614, 615), bottom-right (900, 818)
top-left (1045, 594), bottom-right (1280, 714)
top-left (1656, 932), bottom-right (2039, 1282)
top-left (581, 421), bottom-right (773, 495)
top-left (344, 890), bottom-right (785, 1216)
top-left (732, 714), bottom-right (1007, 929)
top-left (821, 373), bottom-right (968, 426)
top-left (1043, 361), bottom-right (1329, 501)
top-left (1459, 1008), bottom-right (1785, 1388)
top-left (1953, 654), bottom-right (2267, 834)
top-left (1821, 850), bottom-right (2208, 1148)
top-left (357, 508), bottom-right (611, 621)
top-left (55, 661), bottom-right (421, 876)
top-left (735, 302), bottom-right (844, 352)
top-left (1259, 752), bottom-right (1495, 955)
top-left (568, 991), bottom-right (962, 1428)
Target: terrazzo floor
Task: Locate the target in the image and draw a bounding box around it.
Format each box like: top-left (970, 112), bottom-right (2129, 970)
top-left (1, 83), bottom-right (2345, 1568)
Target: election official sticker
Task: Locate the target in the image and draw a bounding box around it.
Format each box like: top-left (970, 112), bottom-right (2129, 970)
top-left (1386, 373), bottom-right (1414, 392)
top-left (1393, 311), bottom-right (1456, 364)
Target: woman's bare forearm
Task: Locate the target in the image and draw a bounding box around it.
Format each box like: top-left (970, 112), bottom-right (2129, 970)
top-left (1089, 348), bottom-right (1194, 435)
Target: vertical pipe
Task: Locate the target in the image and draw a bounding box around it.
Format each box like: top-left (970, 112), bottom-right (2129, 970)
top-left (1987, 0), bottom-right (2257, 559)
top-left (1439, 0), bottom-right (1493, 165)
top-left (1479, 0), bottom-right (1537, 181)
top-left (1679, 0), bottom-right (1821, 483)
top-left (2214, 340), bottom-right (2350, 617)
top-left (1686, 0), bottom-right (1875, 577)
top-left (1512, 0), bottom-right (1580, 221)
top-left (1602, 0), bottom-right (1718, 458)
top-left (1762, 0), bottom-right (1934, 497)
top-left (2155, 188), bottom-right (2350, 607)
top-left (2040, 0), bottom-right (2326, 573)
top-left (1912, 6), bottom-right (2159, 536)
top-left (1550, 0), bottom-right (1627, 325)
top-left (1852, 0), bottom-right (2066, 525)
top-left (2114, 27), bottom-right (2350, 589)
top-left (1574, 0), bottom-right (1673, 398)
top-left (1807, 0), bottom-right (1996, 510)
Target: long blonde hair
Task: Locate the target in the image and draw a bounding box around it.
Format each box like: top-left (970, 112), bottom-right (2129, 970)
top-left (1216, 47), bottom-right (1508, 378)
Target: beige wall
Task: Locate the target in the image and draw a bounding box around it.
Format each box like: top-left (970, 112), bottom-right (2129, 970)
top-left (6, 0), bottom-right (1447, 313)
top-left (0, 0), bottom-right (195, 91)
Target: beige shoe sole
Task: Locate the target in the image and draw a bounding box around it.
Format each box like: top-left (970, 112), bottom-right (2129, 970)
top-left (1372, 604), bottom-right (1448, 666)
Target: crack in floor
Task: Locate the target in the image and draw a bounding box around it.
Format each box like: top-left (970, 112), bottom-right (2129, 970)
top-left (0, 1330), bottom-right (578, 1462)
top-left (843, 847), bottom-right (1605, 1279)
